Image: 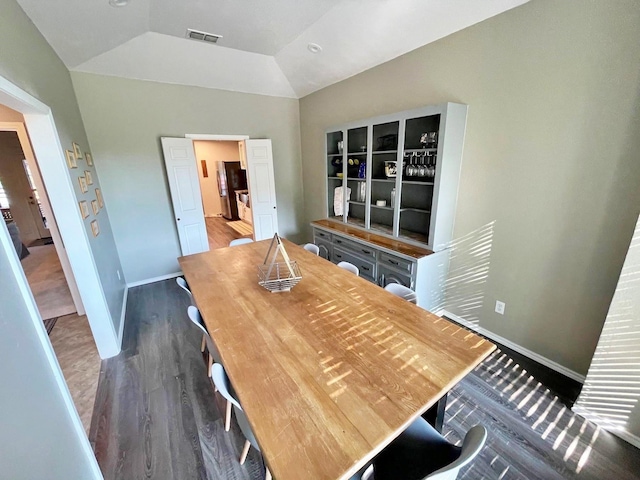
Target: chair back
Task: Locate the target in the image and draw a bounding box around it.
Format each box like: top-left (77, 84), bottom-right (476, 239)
top-left (384, 283), bottom-right (418, 304)
top-left (427, 425), bottom-right (487, 479)
top-left (337, 261), bottom-right (359, 276)
top-left (210, 363), bottom-right (259, 450)
top-left (229, 238), bottom-right (254, 247)
top-left (176, 277), bottom-right (195, 306)
top-left (303, 243), bottom-right (320, 255)
top-left (187, 306), bottom-right (222, 364)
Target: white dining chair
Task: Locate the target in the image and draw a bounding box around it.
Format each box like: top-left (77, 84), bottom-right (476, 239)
top-left (384, 283), bottom-right (418, 305)
top-left (211, 363), bottom-right (273, 480)
top-left (229, 238), bottom-right (254, 247)
top-left (337, 261), bottom-right (359, 276)
top-left (352, 421), bottom-right (487, 480)
top-left (177, 277), bottom-right (208, 352)
top-left (303, 243), bottom-right (320, 255)
top-left (187, 306), bottom-right (233, 432)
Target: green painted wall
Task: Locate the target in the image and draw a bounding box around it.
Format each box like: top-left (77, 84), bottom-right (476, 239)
top-left (71, 72), bottom-right (303, 283)
top-left (0, 0), bottom-right (126, 333)
top-left (299, 0), bottom-right (640, 375)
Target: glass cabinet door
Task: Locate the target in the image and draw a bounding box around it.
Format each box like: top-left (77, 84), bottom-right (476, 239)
top-left (326, 130), bottom-right (344, 221)
top-left (345, 126), bottom-right (368, 228)
top-left (369, 121), bottom-right (399, 237)
top-left (398, 114), bottom-right (440, 244)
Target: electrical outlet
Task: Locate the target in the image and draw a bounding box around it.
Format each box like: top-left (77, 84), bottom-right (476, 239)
top-left (495, 300), bottom-right (506, 315)
top-left (116, 269), bottom-right (121, 281)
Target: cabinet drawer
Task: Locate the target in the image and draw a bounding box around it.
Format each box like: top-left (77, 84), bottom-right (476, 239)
top-left (313, 229), bottom-right (332, 241)
top-left (378, 264), bottom-right (413, 290)
top-left (379, 252), bottom-right (414, 274)
top-left (333, 246), bottom-right (376, 279)
top-left (314, 238), bottom-right (332, 261)
top-left (332, 236), bottom-right (376, 259)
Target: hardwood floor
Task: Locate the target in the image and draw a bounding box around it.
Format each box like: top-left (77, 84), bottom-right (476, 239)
top-left (90, 279), bottom-right (267, 480)
top-left (49, 313), bottom-right (101, 433)
top-left (91, 279), bottom-right (640, 480)
top-left (206, 216), bottom-right (251, 250)
top-left (21, 243), bottom-right (75, 319)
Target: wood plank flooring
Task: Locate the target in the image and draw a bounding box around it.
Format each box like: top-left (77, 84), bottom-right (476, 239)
top-left (21, 244), bottom-right (75, 319)
top-left (206, 216), bottom-right (251, 250)
top-left (49, 313), bottom-right (101, 434)
top-left (91, 279), bottom-right (640, 480)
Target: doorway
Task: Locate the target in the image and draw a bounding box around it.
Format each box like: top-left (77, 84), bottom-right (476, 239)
top-left (162, 135), bottom-right (279, 256)
top-left (0, 106), bottom-right (100, 433)
top-left (192, 139), bottom-right (253, 250)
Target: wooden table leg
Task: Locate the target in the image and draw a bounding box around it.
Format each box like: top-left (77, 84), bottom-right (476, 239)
top-left (422, 392), bottom-right (447, 433)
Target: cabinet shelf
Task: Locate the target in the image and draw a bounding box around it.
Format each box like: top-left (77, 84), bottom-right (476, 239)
top-left (372, 178), bottom-right (396, 183)
top-left (404, 148), bottom-right (437, 154)
top-left (325, 103), bottom-right (466, 250)
top-left (402, 180), bottom-right (434, 185)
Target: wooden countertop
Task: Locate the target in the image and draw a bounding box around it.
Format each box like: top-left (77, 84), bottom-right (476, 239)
top-left (179, 240), bottom-right (494, 480)
top-left (312, 219), bottom-right (434, 259)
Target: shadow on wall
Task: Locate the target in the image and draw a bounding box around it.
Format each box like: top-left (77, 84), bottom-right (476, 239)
top-left (431, 221), bottom-right (496, 326)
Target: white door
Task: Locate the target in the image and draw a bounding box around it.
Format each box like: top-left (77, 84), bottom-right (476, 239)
top-left (161, 137), bottom-right (209, 255)
top-left (244, 139), bottom-right (278, 241)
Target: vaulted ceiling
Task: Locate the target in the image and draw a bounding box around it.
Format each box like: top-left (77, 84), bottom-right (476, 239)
top-left (17, 0), bottom-right (528, 98)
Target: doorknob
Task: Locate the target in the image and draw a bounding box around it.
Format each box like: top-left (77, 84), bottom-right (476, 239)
top-left (177, 218), bottom-right (181, 221)
top-left (273, 206), bottom-right (276, 209)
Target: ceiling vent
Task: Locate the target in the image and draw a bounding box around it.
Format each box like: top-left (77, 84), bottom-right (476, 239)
top-left (186, 29), bottom-right (222, 44)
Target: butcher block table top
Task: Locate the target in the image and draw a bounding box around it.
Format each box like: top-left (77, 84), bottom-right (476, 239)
top-left (178, 239), bottom-right (495, 480)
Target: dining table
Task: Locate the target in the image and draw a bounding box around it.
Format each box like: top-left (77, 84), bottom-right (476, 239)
top-left (178, 238), bottom-right (495, 480)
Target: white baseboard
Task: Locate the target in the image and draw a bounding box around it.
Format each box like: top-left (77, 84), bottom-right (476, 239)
top-left (572, 405), bottom-right (640, 449)
top-left (117, 286), bottom-right (128, 348)
top-left (439, 310), bottom-right (586, 384)
top-left (126, 271), bottom-right (182, 288)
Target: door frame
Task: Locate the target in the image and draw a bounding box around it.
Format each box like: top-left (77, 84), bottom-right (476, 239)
top-left (0, 121), bottom-right (85, 315)
top-left (0, 75), bottom-right (103, 475)
top-left (0, 76), bottom-right (118, 358)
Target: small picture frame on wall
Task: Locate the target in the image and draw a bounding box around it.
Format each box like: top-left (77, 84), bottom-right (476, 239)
top-left (91, 199), bottom-right (99, 215)
top-left (85, 153), bottom-right (93, 166)
top-left (79, 200), bottom-right (90, 219)
top-left (95, 188), bottom-right (104, 208)
top-left (73, 142), bottom-right (82, 160)
top-left (90, 219), bottom-right (100, 237)
top-left (78, 175), bottom-right (88, 193)
top-left (85, 170), bottom-right (93, 185)
top-left (66, 150), bottom-right (77, 169)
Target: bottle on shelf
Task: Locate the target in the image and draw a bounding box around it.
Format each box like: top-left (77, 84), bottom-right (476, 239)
top-left (391, 187), bottom-right (396, 208)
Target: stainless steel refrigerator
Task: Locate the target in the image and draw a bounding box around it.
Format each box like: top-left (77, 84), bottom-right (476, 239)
top-left (217, 161), bottom-right (247, 220)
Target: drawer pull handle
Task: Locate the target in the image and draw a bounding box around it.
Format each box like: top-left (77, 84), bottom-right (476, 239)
top-left (336, 239), bottom-right (343, 244)
top-left (362, 266), bottom-right (370, 271)
top-left (388, 260), bottom-right (399, 265)
top-left (335, 254), bottom-right (342, 259)
top-left (362, 250), bottom-right (371, 255)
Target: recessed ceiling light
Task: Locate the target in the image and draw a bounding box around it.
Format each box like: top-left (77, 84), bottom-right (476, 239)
top-left (307, 43), bottom-right (322, 54)
top-left (109, 0), bottom-right (128, 6)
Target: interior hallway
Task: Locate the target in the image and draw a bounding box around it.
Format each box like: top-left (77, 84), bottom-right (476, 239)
top-left (21, 243), bottom-right (75, 320)
top-left (206, 216), bottom-right (252, 250)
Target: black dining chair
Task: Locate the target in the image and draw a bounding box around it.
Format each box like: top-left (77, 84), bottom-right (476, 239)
top-left (351, 420), bottom-right (487, 480)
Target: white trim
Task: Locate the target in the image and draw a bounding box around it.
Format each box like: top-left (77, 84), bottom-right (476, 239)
top-left (572, 405), bottom-right (640, 449)
top-left (185, 134), bottom-right (249, 141)
top-left (126, 271), bottom-right (182, 288)
top-left (439, 309), bottom-right (586, 384)
top-left (118, 286), bottom-right (128, 347)
top-left (0, 199), bottom-right (102, 480)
